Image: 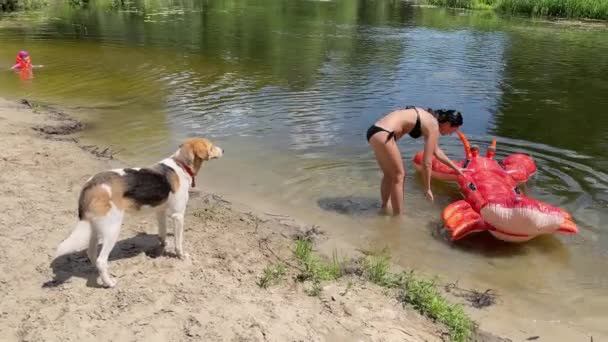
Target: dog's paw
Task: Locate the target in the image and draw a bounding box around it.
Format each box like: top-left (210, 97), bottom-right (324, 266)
top-left (100, 276), bottom-right (117, 288)
top-left (177, 252), bottom-right (191, 261)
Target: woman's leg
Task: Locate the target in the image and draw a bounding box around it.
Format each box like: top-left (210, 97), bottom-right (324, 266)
top-left (381, 175), bottom-right (391, 211)
top-left (370, 134), bottom-right (405, 215)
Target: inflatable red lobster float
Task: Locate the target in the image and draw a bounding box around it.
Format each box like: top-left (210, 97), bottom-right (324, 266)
top-left (413, 132), bottom-right (578, 242)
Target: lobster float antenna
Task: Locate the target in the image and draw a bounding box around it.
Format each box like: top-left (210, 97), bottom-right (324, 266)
top-left (457, 131), bottom-right (472, 159)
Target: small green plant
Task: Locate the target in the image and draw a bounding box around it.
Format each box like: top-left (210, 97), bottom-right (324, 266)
top-left (362, 249), bottom-right (394, 287)
top-left (294, 238), bottom-right (313, 264)
top-left (31, 103), bottom-right (42, 113)
top-left (293, 238), bottom-right (343, 295)
top-left (257, 263), bottom-right (286, 289)
top-left (305, 281), bottom-right (323, 297)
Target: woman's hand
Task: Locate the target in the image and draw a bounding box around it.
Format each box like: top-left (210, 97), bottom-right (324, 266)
top-left (425, 188), bottom-right (434, 202)
top-left (455, 167), bottom-right (468, 176)
top-left (434, 147), bottom-right (467, 176)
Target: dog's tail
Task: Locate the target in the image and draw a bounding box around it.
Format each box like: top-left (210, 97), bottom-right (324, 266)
top-left (55, 220), bottom-right (92, 259)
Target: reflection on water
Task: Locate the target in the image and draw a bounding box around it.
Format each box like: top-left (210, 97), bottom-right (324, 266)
top-left (1, 0), bottom-right (607, 339)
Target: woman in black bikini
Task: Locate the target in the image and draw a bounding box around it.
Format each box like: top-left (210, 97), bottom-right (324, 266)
top-left (366, 106), bottom-right (465, 216)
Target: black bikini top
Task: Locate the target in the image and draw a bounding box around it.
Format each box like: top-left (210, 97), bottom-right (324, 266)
top-left (405, 106), bottom-right (422, 139)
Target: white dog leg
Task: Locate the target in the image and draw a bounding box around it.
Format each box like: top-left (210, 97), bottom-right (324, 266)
top-left (171, 213), bottom-right (188, 260)
top-left (156, 211), bottom-right (167, 247)
top-left (93, 207), bottom-right (123, 288)
top-left (87, 230), bottom-right (99, 265)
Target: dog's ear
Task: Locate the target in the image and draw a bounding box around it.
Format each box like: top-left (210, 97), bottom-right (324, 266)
top-left (176, 141), bottom-right (195, 166)
top-left (192, 140), bottom-right (210, 161)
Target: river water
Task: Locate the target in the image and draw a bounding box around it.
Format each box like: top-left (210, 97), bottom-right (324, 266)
top-left (1, 0), bottom-right (607, 339)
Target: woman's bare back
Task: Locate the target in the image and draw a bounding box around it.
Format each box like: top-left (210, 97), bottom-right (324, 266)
top-left (375, 107), bottom-right (433, 140)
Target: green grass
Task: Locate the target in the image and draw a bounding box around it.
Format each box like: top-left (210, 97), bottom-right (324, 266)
top-left (496, 0), bottom-right (608, 20)
top-left (397, 272), bottom-right (474, 342)
top-left (427, 0), bottom-right (495, 10)
top-left (427, 0), bottom-right (608, 20)
top-left (360, 251), bottom-right (474, 342)
top-left (0, 0), bottom-right (47, 11)
top-left (259, 240), bottom-right (474, 340)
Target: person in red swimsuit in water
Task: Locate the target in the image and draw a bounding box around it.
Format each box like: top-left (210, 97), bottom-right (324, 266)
top-left (366, 106), bottom-right (466, 216)
top-left (11, 50), bottom-right (34, 80)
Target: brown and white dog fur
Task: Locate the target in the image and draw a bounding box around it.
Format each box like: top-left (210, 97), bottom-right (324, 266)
top-left (54, 138), bottom-right (223, 288)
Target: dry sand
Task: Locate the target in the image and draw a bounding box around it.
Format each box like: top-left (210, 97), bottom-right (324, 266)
top-left (0, 98), bottom-right (505, 342)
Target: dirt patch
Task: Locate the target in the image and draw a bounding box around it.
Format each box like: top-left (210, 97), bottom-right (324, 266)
top-left (21, 98), bottom-right (119, 160)
top-left (445, 282), bottom-right (499, 309)
top-left (24, 98), bottom-right (87, 136)
top-left (79, 144), bottom-right (116, 159)
top-left (472, 330), bottom-right (513, 342)
top-left (32, 120), bottom-right (86, 135)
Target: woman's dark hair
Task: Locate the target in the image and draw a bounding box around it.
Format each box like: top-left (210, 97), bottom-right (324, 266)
top-left (427, 108), bottom-right (463, 127)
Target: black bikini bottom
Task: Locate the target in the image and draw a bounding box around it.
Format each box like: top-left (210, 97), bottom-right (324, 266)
top-left (366, 124), bottom-right (396, 142)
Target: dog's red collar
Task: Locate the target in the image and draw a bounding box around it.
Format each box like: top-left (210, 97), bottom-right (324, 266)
top-left (174, 159), bottom-right (196, 188)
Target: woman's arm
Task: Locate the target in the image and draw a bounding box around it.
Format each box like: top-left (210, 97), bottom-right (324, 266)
top-left (434, 146), bottom-right (464, 175)
top-left (422, 130), bottom-right (438, 197)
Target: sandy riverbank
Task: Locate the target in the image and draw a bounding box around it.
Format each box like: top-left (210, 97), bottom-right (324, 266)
top-left (0, 98), bottom-right (509, 342)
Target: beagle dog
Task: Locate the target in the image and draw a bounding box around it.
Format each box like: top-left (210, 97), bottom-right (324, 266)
top-left (55, 138), bottom-right (223, 288)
